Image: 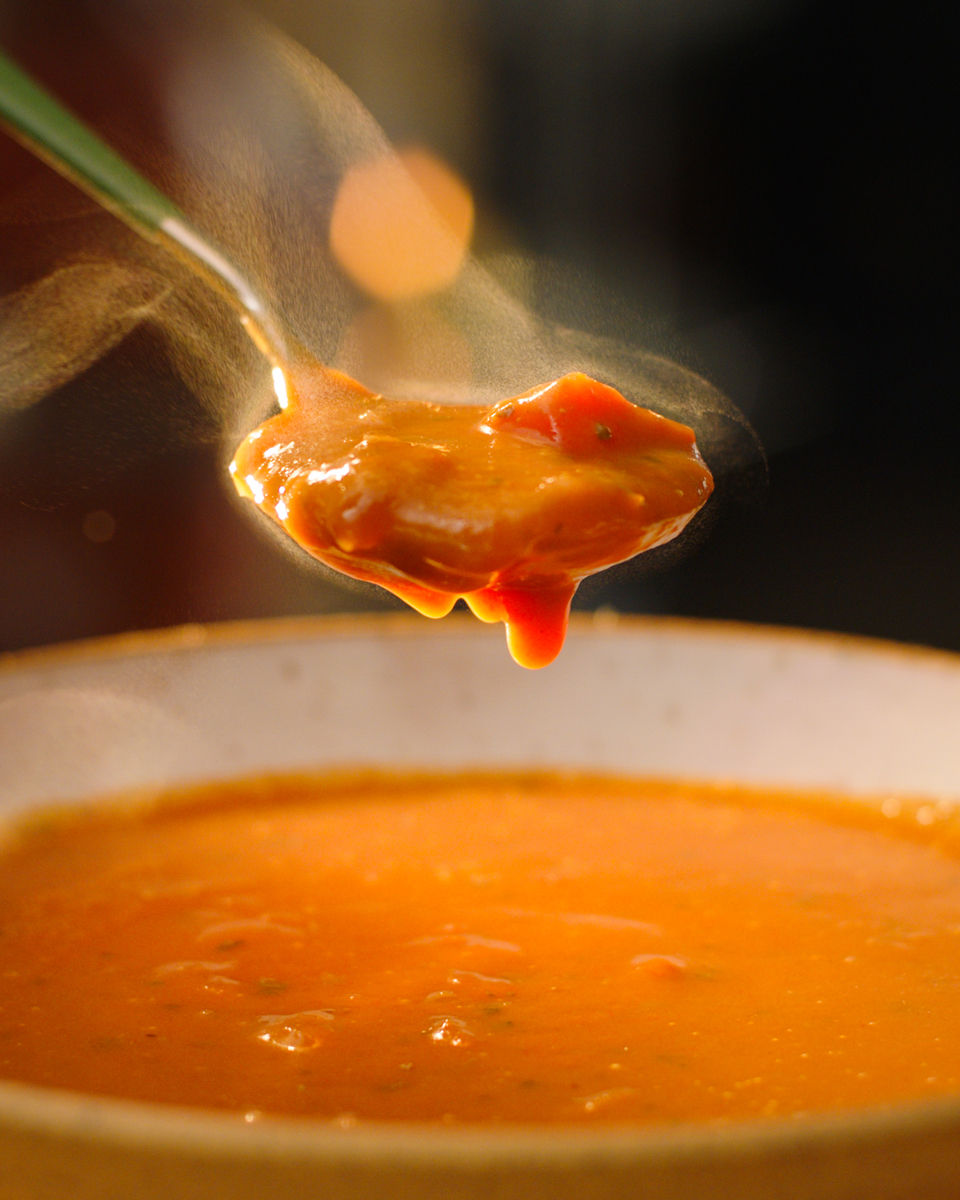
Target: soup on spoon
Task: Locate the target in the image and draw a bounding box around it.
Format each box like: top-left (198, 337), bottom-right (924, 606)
top-left (0, 53), bottom-right (713, 669)
top-left (0, 50), bottom-right (713, 669)
top-left (230, 357), bottom-right (714, 668)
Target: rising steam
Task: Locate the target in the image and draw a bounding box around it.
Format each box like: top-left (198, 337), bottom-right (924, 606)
top-left (0, 5), bottom-right (760, 570)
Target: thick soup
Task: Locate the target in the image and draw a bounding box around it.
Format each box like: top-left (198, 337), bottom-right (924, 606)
top-left (2, 774), bottom-right (960, 1125)
top-left (231, 369), bottom-right (713, 668)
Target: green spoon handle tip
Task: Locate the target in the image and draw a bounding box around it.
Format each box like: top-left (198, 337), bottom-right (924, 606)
top-left (0, 47), bottom-right (284, 363)
top-left (0, 48), bottom-right (182, 234)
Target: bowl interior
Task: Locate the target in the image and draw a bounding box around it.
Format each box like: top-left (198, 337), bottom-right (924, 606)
top-left (3, 614), bottom-right (960, 824)
top-left (4, 615), bottom-right (960, 1200)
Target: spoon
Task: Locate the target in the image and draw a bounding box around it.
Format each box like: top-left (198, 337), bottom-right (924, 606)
top-left (0, 48), bottom-right (285, 366)
top-left (0, 49), bottom-right (713, 668)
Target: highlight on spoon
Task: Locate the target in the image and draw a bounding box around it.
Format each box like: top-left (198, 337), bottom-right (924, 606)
top-left (271, 366), bottom-right (290, 410)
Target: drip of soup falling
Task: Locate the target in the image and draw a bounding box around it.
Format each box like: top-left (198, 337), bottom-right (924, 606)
top-left (3, 773), bottom-right (960, 1125)
top-left (230, 368), bottom-right (713, 668)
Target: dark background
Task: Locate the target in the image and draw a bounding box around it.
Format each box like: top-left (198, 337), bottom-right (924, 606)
top-left (1, 0), bottom-right (956, 655)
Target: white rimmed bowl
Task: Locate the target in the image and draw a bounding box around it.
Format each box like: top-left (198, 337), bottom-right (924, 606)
top-left (3, 614), bottom-right (960, 1200)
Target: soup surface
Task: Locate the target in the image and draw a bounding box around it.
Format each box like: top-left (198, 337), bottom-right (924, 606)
top-left (2, 774), bottom-right (960, 1125)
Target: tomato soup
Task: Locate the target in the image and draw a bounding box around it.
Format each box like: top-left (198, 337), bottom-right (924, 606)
top-left (2, 774), bottom-right (960, 1126)
top-left (231, 369), bottom-right (713, 668)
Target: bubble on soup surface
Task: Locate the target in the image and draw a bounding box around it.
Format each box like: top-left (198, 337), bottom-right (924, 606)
top-left (426, 1016), bottom-right (475, 1046)
top-left (256, 1010), bottom-right (335, 1051)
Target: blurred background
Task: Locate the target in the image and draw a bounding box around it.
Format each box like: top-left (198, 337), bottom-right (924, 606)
top-left (0, 0), bottom-right (955, 656)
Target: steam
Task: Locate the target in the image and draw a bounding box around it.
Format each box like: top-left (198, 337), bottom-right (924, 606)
top-left (0, 261), bottom-right (168, 412)
top-left (0, 7), bottom-right (760, 543)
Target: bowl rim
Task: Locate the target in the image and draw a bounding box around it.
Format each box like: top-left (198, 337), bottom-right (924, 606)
top-left (4, 612), bottom-right (960, 1168)
top-left (4, 1071), bottom-right (960, 1170)
top-left (2, 609), bottom-right (957, 678)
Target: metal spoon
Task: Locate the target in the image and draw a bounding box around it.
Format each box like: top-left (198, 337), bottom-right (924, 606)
top-left (0, 47), bottom-right (286, 367)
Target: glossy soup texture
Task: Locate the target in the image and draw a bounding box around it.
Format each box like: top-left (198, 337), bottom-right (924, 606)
top-left (3, 774), bottom-right (960, 1126)
top-left (231, 368), bottom-right (713, 668)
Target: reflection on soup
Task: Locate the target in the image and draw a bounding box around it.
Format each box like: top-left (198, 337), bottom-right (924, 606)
top-left (2, 774), bottom-right (960, 1125)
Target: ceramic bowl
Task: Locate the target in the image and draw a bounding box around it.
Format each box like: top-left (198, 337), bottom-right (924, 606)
top-left (3, 614), bottom-right (960, 1200)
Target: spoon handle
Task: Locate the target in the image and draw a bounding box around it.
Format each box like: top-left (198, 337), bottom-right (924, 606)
top-left (0, 48), bottom-right (284, 363)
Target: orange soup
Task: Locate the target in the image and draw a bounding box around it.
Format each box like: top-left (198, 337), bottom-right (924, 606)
top-left (2, 773), bottom-right (960, 1126)
top-left (231, 369), bottom-right (713, 668)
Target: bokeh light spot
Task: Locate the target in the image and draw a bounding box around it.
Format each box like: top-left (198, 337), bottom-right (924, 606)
top-left (82, 510), bottom-right (116, 543)
top-left (329, 147), bottom-right (474, 301)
